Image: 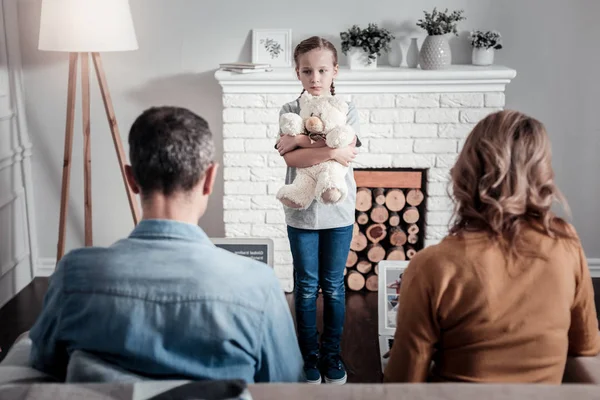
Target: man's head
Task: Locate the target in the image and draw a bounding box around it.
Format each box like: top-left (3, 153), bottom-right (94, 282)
top-left (125, 106), bottom-right (217, 221)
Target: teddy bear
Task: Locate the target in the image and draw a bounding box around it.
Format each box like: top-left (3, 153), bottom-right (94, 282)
top-left (276, 92), bottom-right (356, 209)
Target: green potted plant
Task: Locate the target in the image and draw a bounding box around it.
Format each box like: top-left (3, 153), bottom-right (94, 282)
top-left (469, 30), bottom-right (502, 66)
top-left (416, 7), bottom-right (466, 70)
top-left (340, 23), bottom-right (395, 69)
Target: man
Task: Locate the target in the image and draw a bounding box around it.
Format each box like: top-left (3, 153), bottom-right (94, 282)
top-left (29, 106), bottom-right (304, 383)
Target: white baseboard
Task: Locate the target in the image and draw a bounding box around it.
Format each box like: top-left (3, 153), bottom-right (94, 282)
top-left (37, 257), bottom-right (600, 278)
top-left (588, 258), bottom-right (600, 278)
top-left (36, 258), bottom-right (56, 277)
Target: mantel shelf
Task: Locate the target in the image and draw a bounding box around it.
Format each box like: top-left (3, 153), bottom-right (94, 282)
top-left (214, 65), bottom-right (517, 94)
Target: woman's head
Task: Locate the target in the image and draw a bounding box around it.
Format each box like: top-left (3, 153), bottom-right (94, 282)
top-left (449, 109), bottom-right (573, 252)
top-left (294, 36), bottom-right (338, 96)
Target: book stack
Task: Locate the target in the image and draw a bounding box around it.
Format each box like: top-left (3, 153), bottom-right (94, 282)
top-left (219, 62), bottom-right (273, 74)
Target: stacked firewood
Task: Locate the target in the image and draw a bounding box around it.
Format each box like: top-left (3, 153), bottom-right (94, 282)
top-left (345, 187), bottom-right (424, 292)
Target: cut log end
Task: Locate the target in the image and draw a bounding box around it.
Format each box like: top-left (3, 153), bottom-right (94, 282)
top-left (373, 188), bottom-right (386, 205)
top-left (367, 243), bottom-right (386, 263)
top-left (350, 232), bottom-right (368, 252)
top-left (347, 270), bottom-right (366, 291)
top-left (388, 211), bottom-right (400, 227)
top-left (356, 212), bottom-right (369, 225)
top-left (385, 189), bottom-right (406, 212)
top-left (407, 224), bottom-right (420, 235)
top-left (366, 223), bottom-right (387, 244)
top-left (357, 259), bottom-right (373, 274)
top-left (356, 187), bottom-right (372, 212)
top-left (370, 204), bottom-right (389, 224)
top-left (365, 274), bottom-right (378, 292)
top-left (403, 206), bottom-right (420, 224)
top-left (386, 246), bottom-right (406, 261)
top-left (389, 227), bottom-right (407, 247)
top-left (406, 189), bottom-right (424, 206)
top-left (346, 250), bottom-right (358, 267)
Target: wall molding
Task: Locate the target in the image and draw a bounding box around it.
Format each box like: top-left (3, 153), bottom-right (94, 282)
top-left (589, 258), bottom-right (600, 278)
top-left (36, 258), bottom-right (56, 277)
top-left (36, 257), bottom-right (600, 278)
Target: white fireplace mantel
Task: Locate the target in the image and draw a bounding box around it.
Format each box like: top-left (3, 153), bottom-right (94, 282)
top-left (214, 65), bottom-right (517, 94)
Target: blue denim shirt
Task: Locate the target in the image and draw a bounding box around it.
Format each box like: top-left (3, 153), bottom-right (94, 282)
top-left (29, 219), bottom-right (304, 383)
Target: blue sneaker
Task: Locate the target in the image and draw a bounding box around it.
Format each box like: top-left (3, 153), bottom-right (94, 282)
top-left (303, 353), bottom-right (322, 384)
top-left (321, 354), bottom-right (347, 385)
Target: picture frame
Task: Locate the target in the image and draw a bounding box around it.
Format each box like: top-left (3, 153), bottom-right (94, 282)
top-left (210, 238), bottom-right (274, 267)
top-left (252, 29), bottom-right (292, 67)
top-left (378, 260), bottom-right (409, 336)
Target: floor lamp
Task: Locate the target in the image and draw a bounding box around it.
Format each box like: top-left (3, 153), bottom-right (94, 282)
top-left (38, 0), bottom-right (141, 262)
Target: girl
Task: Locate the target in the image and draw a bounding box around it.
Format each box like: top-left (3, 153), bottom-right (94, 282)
top-left (384, 110), bottom-right (600, 383)
top-left (275, 36), bottom-right (361, 385)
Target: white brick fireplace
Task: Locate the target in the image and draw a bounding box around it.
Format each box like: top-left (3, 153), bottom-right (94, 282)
top-left (215, 66), bottom-right (517, 292)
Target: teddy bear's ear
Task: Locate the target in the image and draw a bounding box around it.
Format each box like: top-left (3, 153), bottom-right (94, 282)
top-left (299, 91), bottom-right (313, 108)
top-left (329, 97), bottom-right (349, 114)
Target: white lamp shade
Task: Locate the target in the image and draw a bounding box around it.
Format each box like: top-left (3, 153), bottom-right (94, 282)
top-left (38, 0), bottom-right (138, 52)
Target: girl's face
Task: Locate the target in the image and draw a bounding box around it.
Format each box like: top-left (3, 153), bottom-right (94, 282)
top-left (296, 48), bottom-right (338, 96)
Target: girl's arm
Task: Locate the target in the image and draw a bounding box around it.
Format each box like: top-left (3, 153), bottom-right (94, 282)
top-left (283, 147), bottom-right (333, 168)
top-left (283, 138), bottom-right (358, 168)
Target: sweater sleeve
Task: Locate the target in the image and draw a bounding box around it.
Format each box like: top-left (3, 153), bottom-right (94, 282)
top-left (568, 241), bottom-right (600, 356)
top-left (383, 255), bottom-right (440, 382)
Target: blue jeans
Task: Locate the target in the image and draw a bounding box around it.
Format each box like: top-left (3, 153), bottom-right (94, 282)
top-left (287, 225), bottom-right (353, 359)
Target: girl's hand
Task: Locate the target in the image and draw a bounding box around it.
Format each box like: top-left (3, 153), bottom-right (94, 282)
top-left (276, 135), bottom-right (298, 156)
top-left (332, 145), bottom-right (358, 166)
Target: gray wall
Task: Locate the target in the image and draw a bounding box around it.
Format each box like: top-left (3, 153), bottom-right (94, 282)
top-left (17, 0), bottom-right (600, 260)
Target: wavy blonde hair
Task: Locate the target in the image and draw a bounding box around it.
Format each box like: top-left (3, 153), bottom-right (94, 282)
top-left (449, 109), bottom-right (574, 256)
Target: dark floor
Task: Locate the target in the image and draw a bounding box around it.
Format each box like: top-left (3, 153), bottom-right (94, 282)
top-left (2, 277), bottom-right (600, 383)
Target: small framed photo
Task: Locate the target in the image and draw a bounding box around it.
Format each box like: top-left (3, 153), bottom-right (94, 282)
top-left (252, 29), bottom-right (292, 67)
top-left (378, 260), bottom-right (409, 335)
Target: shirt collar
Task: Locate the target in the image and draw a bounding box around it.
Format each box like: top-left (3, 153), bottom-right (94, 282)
top-left (129, 219), bottom-right (211, 243)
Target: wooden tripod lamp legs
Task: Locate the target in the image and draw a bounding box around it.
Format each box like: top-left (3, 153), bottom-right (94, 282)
top-left (91, 53), bottom-right (141, 226)
top-left (56, 52), bottom-right (141, 263)
top-left (56, 53), bottom-right (78, 262)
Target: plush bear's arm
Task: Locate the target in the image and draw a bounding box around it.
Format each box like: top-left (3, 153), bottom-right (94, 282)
top-left (325, 125), bottom-right (356, 149)
top-left (279, 113), bottom-right (304, 136)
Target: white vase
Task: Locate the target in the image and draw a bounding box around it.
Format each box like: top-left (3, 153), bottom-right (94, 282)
top-left (406, 38), bottom-right (419, 68)
top-left (347, 47), bottom-right (377, 69)
top-left (387, 40), bottom-right (403, 67)
top-left (418, 35), bottom-right (451, 70)
top-left (472, 47), bottom-right (495, 66)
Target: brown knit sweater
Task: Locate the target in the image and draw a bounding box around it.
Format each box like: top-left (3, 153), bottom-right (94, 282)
top-left (383, 227), bottom-right (600, 383)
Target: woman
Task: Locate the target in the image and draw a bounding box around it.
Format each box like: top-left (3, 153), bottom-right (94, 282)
top-left (383, 110), bottom-right (600, 383)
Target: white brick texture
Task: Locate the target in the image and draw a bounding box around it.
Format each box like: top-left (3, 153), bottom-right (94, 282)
top-left (459, 108), bottom-right (500, 123)
top-left (485, 93), bottom-right (505, 107)
top-left (415, 109), bottom-right (459, 123)
top-left (245, 108), bottom-right (280, 124)
top-left (245, 139), bottom-right (275, 153)
top-left (414, 139), bottom-right (457, 154)
top-left (440, 93), bottom-right (484, 108)
top-left (394, 124), bottom-right (437, 138)
top-left (223, 124), bottom-right (267, 138)
top-left (396, 94), bottom-right (439, 108)
top-left (369, 139), bottom-right (414, 154)
top-left (223, 94), bottom-right (265, 108)
top-left (224, 153), bottom-right (266, 167)
top-left (221, 88), bottom-right (508, 290)
top-left (223, 108), bottom-right (244, 123)
top-left (370, 109), bottom-right (414, 123)
top-left (438, 124), bottom-right (475, 138)
top-left (352, 94), bottom-right (395, 108)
